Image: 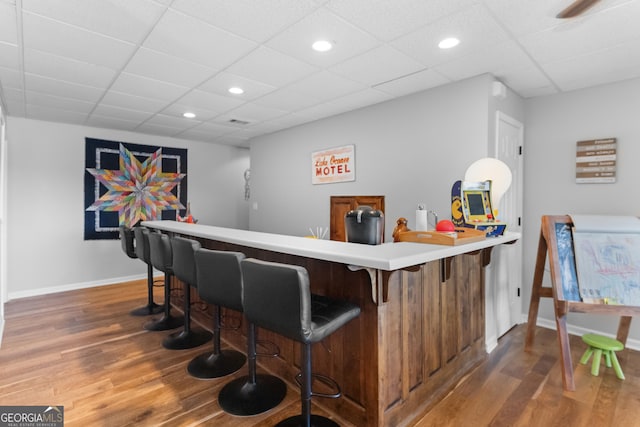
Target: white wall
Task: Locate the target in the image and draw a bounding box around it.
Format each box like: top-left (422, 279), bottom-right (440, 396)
top-left (524, 77), bottom-right (640, 343)
top-left (248, 74), bottom-right (524, 239)
top-left (5, 117), bottom-right (249, 299)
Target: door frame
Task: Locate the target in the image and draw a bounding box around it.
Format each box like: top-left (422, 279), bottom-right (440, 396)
top-left (494, 111), bottom-right (524, 334)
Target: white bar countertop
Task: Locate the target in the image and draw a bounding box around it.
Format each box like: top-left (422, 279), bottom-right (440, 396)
top-left (142, 220), bottom-right (520, 271)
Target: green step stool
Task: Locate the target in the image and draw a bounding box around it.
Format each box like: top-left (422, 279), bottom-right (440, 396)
top-left (580, 333), bottom-right (625, 380)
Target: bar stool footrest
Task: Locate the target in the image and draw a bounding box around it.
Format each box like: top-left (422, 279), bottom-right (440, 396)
top-left (295, 372), bottom-right (342, 399)
top-left (256, 339), bottom-right (280, 358)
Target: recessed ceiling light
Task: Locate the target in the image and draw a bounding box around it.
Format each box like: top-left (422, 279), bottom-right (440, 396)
top-left (183, 112), bottom-right (196, 119)
top-left (228, 87), bottom-right (244, 95)
top-left (312, 40), bottom-right (333, 52)
top-left (438, 37), bottom-right (460, 49)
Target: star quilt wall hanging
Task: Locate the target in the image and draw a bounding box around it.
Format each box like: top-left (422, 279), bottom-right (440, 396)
top-left (84, 138), bottom-right (188, 240)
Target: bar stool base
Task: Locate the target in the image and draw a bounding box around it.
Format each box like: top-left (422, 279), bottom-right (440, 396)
top-left (187, 350), bottom-right (246, 379)
top-left (130, 303), bottom-right (164, 316)
top-left (275, 414), bottom-right (339, 427)
top-left (218, 374), bottom-right (286, 416)
top-left (143, 315), bottom-right (184, 331)
top-left (163, 329), bottom-right (212, 350)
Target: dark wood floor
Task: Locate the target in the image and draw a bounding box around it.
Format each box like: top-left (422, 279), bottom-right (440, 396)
top-left (1, 279), bottom-right (638, 426)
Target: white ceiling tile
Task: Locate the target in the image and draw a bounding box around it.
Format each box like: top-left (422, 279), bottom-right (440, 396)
top-left (25, 91), bottom-right (95, 113)
top-left (325, 0), bottom-right (478, 41)
top-left (541, 38), bottom-right (640, 92)
top-left (160, 103), bottom-right (220, 122)
top-left (434, 40), bottom-right (537, 82)
top-left (329, 45), bottom-right (426, 86)
top-left (519, 0), bottom-right (640, 64)
top-left (124, 48), bottom-right (216, 88)
top-left (26, 103), bottom-right (88, 124)
top-left (294, 101), bottom-right (342, 121)
top-left (110, 72), bottom-right (190, 102)
top-left (266, 8), bottom-right (380, 67)
top-left (100, 90), bottom-right (168, 113)
top-left (134, 121), bottom-right (183, 137)
top-left (143, 9), bottom-right (257, 70)
top-left (91, 104), bottom-right (154, 123)
top-left (175, 89), bottom-right (244, 115)
top-left (484, 0), bottom-right (635, 38)
top-left (0, 42), bottom-right (19, 69)
top-left (2, 86), bottom-right (26, 116)
top-left (179, 121), bottom-right (236, 139)
top-left (253, 87), bottom-right (322, 111)
top-left (170, 0), bottom-right (319, 43)
top-left (85, 114), bottom-right (140, 131)
top-left (286, 70), bottom-right (365, 101)
top-left (497, 66), bottom-right (557, 98)
top-left (25, 73), bottom-right (105, 102)
top-left (22, 0), bottom-right (167, 44)
top-left (144, 113), bottom-right (201, 130)
top-left (226, 46), bottom-right (319, 87)
top-left (22, 12), bottom-right (137, 70)
top-left (0, 65), bottom-right (21, 89)
top-left (374, 68), bottom-right (450, 96)
top-left (24, 48), bottom-right (117, 88)
top-left (173, 128), bottom-right (221, 143)
top-left (225, 102), bottom-right (288, 123)
top-left (3, 0), bottom-right (640, 145)
top-left (199, 71), bottom-right (276, 101)
top-left (0, 1), bottom-right (17, 44)
top-left (391, 4), bottom-right (511, 67)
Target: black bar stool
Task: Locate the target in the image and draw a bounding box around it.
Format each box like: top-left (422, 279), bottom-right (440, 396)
top-left (217, 257), bottom-right (287, 416)
top-left (162, 236), bottom-right (212, 350)
top-left (240, 258), bottom-right (361, 427)
top-left (143, 231), bottom-right (184, 331)
top-left (188, 248), bottom-right (247, 379)
top-left (124, 226), bottom-right (163, 316)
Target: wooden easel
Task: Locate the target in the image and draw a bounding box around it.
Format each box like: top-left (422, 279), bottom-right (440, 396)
top-left (525, 215), bottom-right (638, 391)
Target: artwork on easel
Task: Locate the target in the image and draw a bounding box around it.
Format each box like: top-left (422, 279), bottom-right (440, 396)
top-left (554, 223), bottom-right (581, 302)
top-left (573, 232), bottom-right (640, 305)
top-left (84, 138), bottom-right (188, 240)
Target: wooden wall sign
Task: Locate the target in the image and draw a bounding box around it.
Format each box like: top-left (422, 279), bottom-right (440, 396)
top-left (575, 138), bottom-right (616, 183)
top-left (312, 144), bottom-right (355, 184)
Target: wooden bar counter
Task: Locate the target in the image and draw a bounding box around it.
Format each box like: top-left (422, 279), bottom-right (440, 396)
top-left (143, 220), bottom-right (519, 427)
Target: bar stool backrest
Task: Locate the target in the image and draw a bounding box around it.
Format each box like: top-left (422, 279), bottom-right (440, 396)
top-left (241, 258), bottom-right (311, 343)
top-left (119, 226), bottom-right (137, 259)
top-left (171, 236), bottom-right (202, 288)
top-left (148, 232), bottom-right (172, 274)
top-left (133, 227), bottom-right (151, 264)
top-left (194, 248), bottom-right (245, 313)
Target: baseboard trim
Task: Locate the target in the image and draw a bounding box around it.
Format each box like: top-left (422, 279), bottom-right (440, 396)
top-left (533, 317), bottom-right (640, 352)
top-left (7, 274), bottom-right (147, 301)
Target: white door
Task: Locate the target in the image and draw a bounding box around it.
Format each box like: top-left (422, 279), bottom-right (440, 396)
top-left (494, 111), bottom-right (524, 337)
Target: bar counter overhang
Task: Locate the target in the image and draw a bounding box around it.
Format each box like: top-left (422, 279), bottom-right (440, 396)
top-left (143, 220), bottom-right (520, 426)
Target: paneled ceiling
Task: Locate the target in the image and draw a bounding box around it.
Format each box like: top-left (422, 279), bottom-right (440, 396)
top-left (1, 0), bottom-right (639, 148)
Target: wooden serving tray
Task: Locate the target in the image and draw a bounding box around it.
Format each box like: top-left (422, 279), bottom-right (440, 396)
top-left (397, 227), bottom-right (486, 246)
